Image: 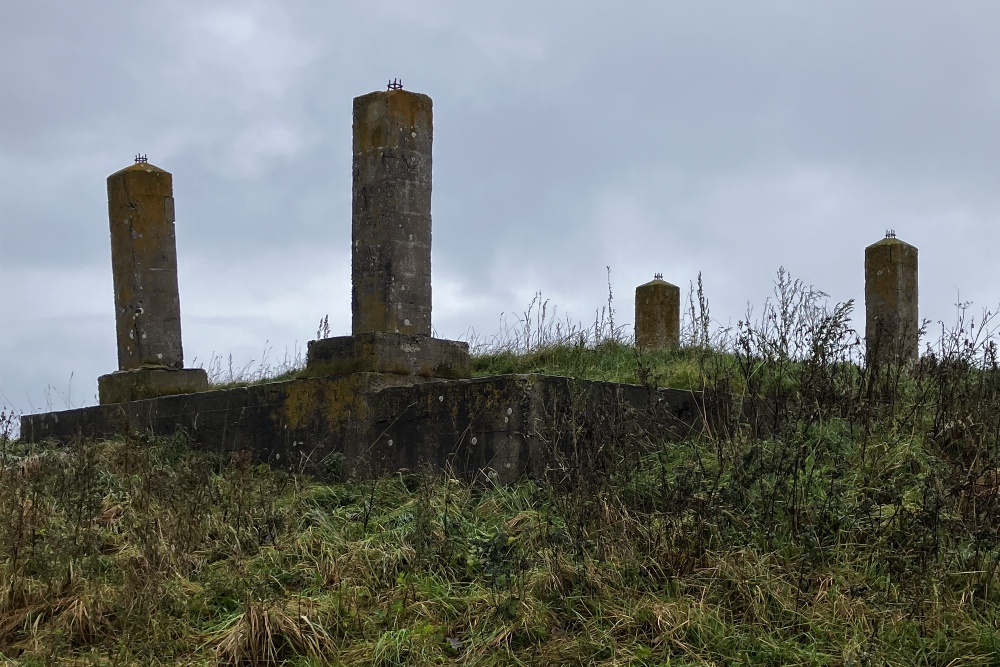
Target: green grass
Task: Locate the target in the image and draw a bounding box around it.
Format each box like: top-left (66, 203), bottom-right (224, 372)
top-left (2, 348), bottom-right (998, 665)
top-left (3, 268), bottom-right (1000, 667)
top-left (208, 368), bottom-right (301, 391)
top-left (471, 340), bottom-right (727, 393)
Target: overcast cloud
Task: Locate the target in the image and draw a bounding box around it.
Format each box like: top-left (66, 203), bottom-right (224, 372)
top-left (2, 1), bottom-right (999, 420)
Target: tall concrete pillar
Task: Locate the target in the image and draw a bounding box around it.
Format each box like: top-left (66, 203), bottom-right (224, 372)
top-left (865, 232), bottom-right (918, 363)
top-left (107, 161), bottom-right (184, 369)
top-left (98, 158), bottom-right (207, 403)
top-left (352, 88), bottom-right (433, 336)
top-left (635, 274), bottom-right (680, 350)
top-left (306, 85), bottom-right (469, 380)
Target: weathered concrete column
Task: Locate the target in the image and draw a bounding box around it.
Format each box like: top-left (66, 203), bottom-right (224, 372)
top-left (98, 158), bottom-right (207, 404)
top-left (306, 85), bottom-right (468, 380)
top-left (865, 232), bottom-right (918, 363)
top-left (352, 88), bottom-right (432, 335)
top-left (635, 274), bottom-right (681, 350)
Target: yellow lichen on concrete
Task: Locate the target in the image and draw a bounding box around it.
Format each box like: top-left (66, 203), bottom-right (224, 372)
top-left (281, 377), bottom-right (369, 431)
top-left (321, 377), bottom-right (368, 425)
top-left (386, 89), bottom-right (429, 131)
top-left (281, 380), bottom-right (319, 431)
top-left (353, 89), bottom-right (432, 153)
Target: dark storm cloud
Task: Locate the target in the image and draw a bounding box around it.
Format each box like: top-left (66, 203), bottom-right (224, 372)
top-left (2, 1), bottom-right (999, 420)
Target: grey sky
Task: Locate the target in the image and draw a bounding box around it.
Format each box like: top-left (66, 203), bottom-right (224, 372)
top-left (2, 1), bottom-right (999, 418)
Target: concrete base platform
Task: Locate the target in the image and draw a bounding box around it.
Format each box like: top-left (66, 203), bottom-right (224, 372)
top-left (21, 373), bottom-right (698, 484)
top-left (306, 332), bottom-right (470, 379)
top-left (98, 367), bottom-right (209, 404)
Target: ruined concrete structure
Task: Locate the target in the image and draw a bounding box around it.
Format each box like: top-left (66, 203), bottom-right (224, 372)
top-left (865, 232), bottom-right (919, 363)
top-left (98, 159), bottom-right (207, 404)
top-left (21, 86), bottom-right (928, 481)
top-left (21, 85), bottom-right (697, 482)
top-left (635, 275), bottom-right (680, 350)
top-left (22, 373), bottom-right (697, 483)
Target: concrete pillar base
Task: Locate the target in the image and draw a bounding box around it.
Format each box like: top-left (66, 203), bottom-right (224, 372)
top-left (98, 367), bottom-right (209, 405)
top-left (306, 332), bottom-right (470, 380)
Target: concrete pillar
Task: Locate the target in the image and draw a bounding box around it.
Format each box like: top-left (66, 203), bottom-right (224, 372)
top-left (107, 161), bottom-right (184, 369)
top-left (352, 88), bottom-right (433, 336)
top-left (306, 85), bottom-right (469, 381)
top-left (865, 232), bottom-right (918, 363)
top-left (635, 275), bottom-right (680, 350)
top-left (98, 158), bottom-right (207, 403)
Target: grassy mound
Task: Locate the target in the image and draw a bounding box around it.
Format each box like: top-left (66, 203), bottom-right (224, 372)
top-left (2, 276), bottom-right (998, 664)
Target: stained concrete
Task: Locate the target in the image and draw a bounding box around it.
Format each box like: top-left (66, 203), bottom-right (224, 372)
top-left (308, 88), bottom-right (467, 384)
top-left (635, 278), bottom-right (680, 349)
top-left (20, 374), bottom-right (699, 484)
top-left (102, 161), bottom-right (207, 403)
top-left (24, 89), bottom-right (701, 485)
top-left (107, 162), bottom-right (185, 369)
top-left (98, 368), bottom-right (210, 405)
top-left (352, 90), bottom-right (433, 336)
top-left (306, 332), bottom-right (470, 379)
top-left (865, 236), bottom-right (918, 363)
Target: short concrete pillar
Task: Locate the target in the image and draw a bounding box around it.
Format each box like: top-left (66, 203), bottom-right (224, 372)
top-left (98, 158), bottom-right (207, 404)
top-left (352, 88), bottom-right (432, 336)
top-left (865, 232), bottom-right (918, 363)
top-left (635, 274), bottom-right (680, 350)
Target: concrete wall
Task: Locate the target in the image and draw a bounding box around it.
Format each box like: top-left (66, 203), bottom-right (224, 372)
top-left (21, 374), bottom-right (698, 484)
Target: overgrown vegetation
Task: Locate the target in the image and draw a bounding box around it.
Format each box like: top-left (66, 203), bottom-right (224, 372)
top-left (2, 270), bottom-right (999, 665)
top-left (202, 343), bottom-right (304, 390)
